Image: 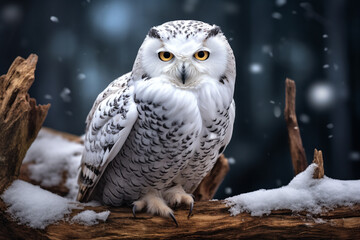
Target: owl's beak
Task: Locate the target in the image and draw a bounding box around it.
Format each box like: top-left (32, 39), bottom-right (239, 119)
top-left (180, 63), bottom-right (188, 84)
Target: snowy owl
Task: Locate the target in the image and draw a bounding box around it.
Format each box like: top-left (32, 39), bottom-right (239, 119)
top-left (77, 20), bottom-right (236, 225)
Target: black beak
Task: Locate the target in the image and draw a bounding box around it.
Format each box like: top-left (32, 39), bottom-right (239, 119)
top-left (181, 64), bottom-right (187, 84)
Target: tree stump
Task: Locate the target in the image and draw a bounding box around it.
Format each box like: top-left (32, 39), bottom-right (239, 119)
top-left (0, 54), bottom-right (50, 192)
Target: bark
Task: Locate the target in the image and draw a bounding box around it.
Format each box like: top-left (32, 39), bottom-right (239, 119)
top-left (0, 54), bottom-right (50, 192)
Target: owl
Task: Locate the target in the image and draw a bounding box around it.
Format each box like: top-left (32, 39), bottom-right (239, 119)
top-left (77, 20), bottom-right (236, 225)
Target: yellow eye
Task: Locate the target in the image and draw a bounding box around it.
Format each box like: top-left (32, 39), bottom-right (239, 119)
top-left (194, 51), bottom-right (210, 61)
top-left (158, 51), bottom-right (174, 61)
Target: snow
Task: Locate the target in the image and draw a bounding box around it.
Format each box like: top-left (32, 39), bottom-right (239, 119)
top-left (307, 82), bottom-right (335, 110)
top-left (275, 0), bottom-right (287, 7)
top-left (228, 157), bottom-right (236, 165)
top-left (0, 129), bottom-right (113, 229)
top-left (224, 187), bottom-right (232, 195)
top-left (77, 73), bottom-right (87, 80)
top-left (299, 113), bottom-right (310, 124)
top-left (44, 94), bottom-right (52, 100)
top-left (349, 151), bottom-right (360, 161)
top-left (71, 210), bottom-right (110, 226)
top-left (50, 16), bottom-right (59, 23)
top-left (1, 180), bottom-right (78, 229)
top-left (249, 63), bottom-right (263, 74)
top-left (225, 164), bottom-right (360, 217)
top-left (273, 106), bottom-right (281, 118)
top-left (23, 128), bottom-right (83, 199)
top-left (60, 87), bottom-right (72, 102)
top-left (272, 12), bottom-right (282, 20)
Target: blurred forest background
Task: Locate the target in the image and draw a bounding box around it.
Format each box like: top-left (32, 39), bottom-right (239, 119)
top-left (0, 0), bottom-right (359, 199)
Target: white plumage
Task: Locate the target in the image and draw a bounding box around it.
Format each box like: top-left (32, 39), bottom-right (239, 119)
top-left (77, 20), bottom-right (236, 223)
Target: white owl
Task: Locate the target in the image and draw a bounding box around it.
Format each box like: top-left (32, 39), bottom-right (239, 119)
top-left (77, 20), bottom-right (236, 226)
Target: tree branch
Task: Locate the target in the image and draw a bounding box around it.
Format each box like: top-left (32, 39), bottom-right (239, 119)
top-left (284, 78), bottom-right (308, 175)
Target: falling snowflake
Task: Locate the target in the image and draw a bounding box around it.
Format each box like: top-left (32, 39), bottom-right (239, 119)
top-left (249, 63), bottom-right (263, 74)
top-left (273, 106), bottom-right (281, 118)
top-left (307, 82), bottom-right (335, 110)
top-left (44, 94), bottom-right (52, 100)
top-left (326, 123), bottom-right (334, 129)
top-left (225, 187), bottom-right (232, 195)
top-left (228, 157), bottom-right (236, 165)
top-left (299, 114), bottom-right (310, 124)
top-left (60, 88), bottom-right (71, 102)
top-left (272, 12), bottom-right (282, 19)
top-left (349, 152), bottom-right (360, 161)
top-left (50, 16), bottom-right (59, 23)
top-left (275, 0), bottom-right (287, 7)
top-left (77, 73), bottom-right (86, 80)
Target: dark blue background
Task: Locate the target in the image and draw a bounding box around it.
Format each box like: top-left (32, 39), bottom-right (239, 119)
top-left (1, 0), bottom-right (359, 199)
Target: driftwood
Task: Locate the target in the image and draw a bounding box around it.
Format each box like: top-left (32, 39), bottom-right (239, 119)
top-left (284, 78), bottom-right (308, 175)
top-left (0, 54), bottom-right (50, 192)
top-left (0, 56), bottom-right (360, 239)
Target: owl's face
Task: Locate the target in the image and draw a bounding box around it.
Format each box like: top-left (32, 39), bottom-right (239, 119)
top-left (132, 20), bottom-right (235, 89)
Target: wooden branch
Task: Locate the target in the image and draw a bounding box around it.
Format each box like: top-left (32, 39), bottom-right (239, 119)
top-left (0, 54), bottom-right (50, 192)
top-left (1, 199), bottom-right (359, 239)
top-left (284, 78), bottom-right (308, 175)
top-left (313, 149), bottom-right (325, 179)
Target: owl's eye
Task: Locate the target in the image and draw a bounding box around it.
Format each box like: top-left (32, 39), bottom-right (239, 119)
top-left (194, 51), bottom-right (210, 61)
top-left (158, 51), bottom-right (174, 62)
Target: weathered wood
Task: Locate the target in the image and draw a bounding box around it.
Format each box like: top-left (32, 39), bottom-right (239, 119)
top-left (313, 149), bottom-right (325, 179)
top-left (1, 199), bottom-right (359, 240)
top-left (0, 54), bottom-right (50, 192)
top-left (284, 78), bottom-right (308, 175)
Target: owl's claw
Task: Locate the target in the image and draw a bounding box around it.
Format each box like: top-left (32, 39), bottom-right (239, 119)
top-left (188, 201), bottom-right (194, 219)
top-left (132, 204), bottom-right (137, 218)
top-left (169, 212), bottom-right (179, 227)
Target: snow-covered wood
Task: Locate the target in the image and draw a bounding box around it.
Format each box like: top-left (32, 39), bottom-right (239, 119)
top-left (0, 54), bottom-right (50, 192)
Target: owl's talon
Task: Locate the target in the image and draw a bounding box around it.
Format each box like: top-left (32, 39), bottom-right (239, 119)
top-left (169, 212), bottom-right (179, 227)
top-left (188, 201), bottom-right (194, 219)
top-left (132, 205), bottom-right (137, 218)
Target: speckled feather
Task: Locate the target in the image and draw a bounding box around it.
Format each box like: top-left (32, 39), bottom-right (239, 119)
top-left (77, 20), bottom-right (236, 206)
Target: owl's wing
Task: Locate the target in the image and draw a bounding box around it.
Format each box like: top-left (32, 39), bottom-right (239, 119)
top-left (220, 99), bottom-right (235, 157)
top-left (77, 72), bottom-right (138, 202)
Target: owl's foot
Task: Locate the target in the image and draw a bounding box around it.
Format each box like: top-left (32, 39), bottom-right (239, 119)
top-left (163, 185), bottom-right (194, 219)
top-left (132, 191), bottom-right (178, 227)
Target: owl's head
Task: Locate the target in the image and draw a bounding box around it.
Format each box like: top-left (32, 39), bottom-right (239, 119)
top-left (132, 20), bottom-right (235, 90)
